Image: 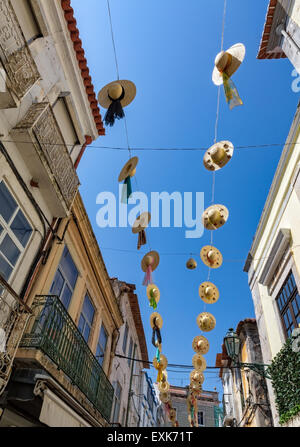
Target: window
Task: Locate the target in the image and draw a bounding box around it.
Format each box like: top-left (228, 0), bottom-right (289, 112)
top-left (52, 97), bottom-right (79, 154)
top-left (96, 324), bottom-right (108, 367)
top-left (0, 181), bottom-right (32, 282)
top-left (112, 382), bottom-right (122, 423)
top-left (122, 322), bottom-right (129, 354)
top-left (50, 246), bottom-right (78, 310)
top-left (127, 337), bottom-right (133, 367)
top-left (78, 293), bottom-right (95, 343)
top-left (198, 411), bottom-right (204, 426)
top-left (276, 271), bottom-right (300, 337)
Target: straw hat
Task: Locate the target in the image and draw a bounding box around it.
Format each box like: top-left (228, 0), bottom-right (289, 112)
top-left (192, 354), bottom-right (207, 372)
top-left (118, 156), bottom-right (138, 182)
top-left (212, 43), bottom-right (246, 86)
top-left (153, 354), bottom-right (168, 370)
top-left (192, 335), bottom-right (210, 354)
top-left (159, 391), bottom-right (171, 404)
top-left (197, 312), bottom-right (216, 332)
top-left (202, 204), bottom-right (229, 230)
top-left (132, 212), bottom-right (151, 234)
top-left (158, 380), bottom-right (170, 393)
top-left (199, 281), bottom-right (220, 304)
top-left (203, 141), bottom-right (234, 171)
top-left (147, 284), bottom-right (160, 305)
top-left (150, 312), bottom-right (163, 329)
top-left (200, 245), bottom-right (223, 269)
top-left (98, 80), bottom-right (136, 108)
top-left (141, 251), bottom-right (160, 272)
top-left (186, 258), bottom-right (197, 270)
top-left (190, 369), bottom-right (205, 385)
top-left (189, 383), bottom-right (202, 397)
top-left (169, 408), bottom-right (176, 421)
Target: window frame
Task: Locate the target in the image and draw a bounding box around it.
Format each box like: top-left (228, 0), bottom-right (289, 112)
top-left (276, 270), bottom-right (300, 338)
top-left (198, 410), bottom-right (204, 426)
top-left (122, 322), bottom-right (129, 354)
top-left (112, 381), bottom-right (122, 424)
top-left (78, 292), bottom-right (95, 344)
top-left (96, 323), bottom-right (108, 367)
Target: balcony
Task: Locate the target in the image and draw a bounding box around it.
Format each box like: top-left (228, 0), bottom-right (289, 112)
top-left (19, 295), bottom-right (113, 423)
top-left (11, 102), bottom-right (80, 216)
top-left (0, 0), bottom-right (40, 108)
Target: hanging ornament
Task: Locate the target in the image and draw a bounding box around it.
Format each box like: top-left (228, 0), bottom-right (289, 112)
top-left (192, 354), bottom-right (207, 372)
top-left (153, 353), bottom-right (168, 383)
top-left (118, 156), bottom-right (138, 204)
top-left (200, 245), bottom-right (223, 269)
top-left (203, 141), bottom-right (234, 171)
top-left (186, 258), bottom-right (197, 270)
top-left (159, 391), bottom-right (171, 404)
top-left (169, 408), bottom-right (177, 423)
top-left (202, 204), bottom-right (229, 231)
top-left (158, 380), bottom-right (170, 393)
top-left (212, 44), bottom-right (245, 110)
top-left (197, 312), bottom-right (216, 332)
top-left (199, 281), bottom-right (220, 304)
top-left (192, 335), bottom-right (210, 355)
top-left (132, 212), bottom-right (151, 250)
top-left (98, 80), bottom-right (136, 127)
top-left (141, 251), bottom-right (160, 286)
top-left (146, 284), bottom-right (160, 310)
top-left (150, 312), bottom-right (163, 330)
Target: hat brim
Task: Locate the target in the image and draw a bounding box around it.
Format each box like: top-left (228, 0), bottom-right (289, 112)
top-left (159, 391), bottom-right (171, 403)
top-left (199, 281), bottom-right (220, 304)
top-left (132, 212), bottom-right (151, 234)
top-left (197, 312), bottom-right (216, 332)
top-left (142, 250), bottom-right (160, 272)
top-left (146, 284), bottom-right (160, 303)
top-left (190, 370), bottom-right (204, 385)
top-left (150, 312), bottom-right (163, 329)
top-left (203, 141), bottom-right (234, 171)
top-left (118, 156), bottom-right (139, 182)
top-left (200, 245), bottom-right (223, 268)
top-left (192, 336), bottom-right (210, 354)
top-left (202, 204), bottom-right (229, 230)
top-left (98, 79), bottom-right (136, 108)
top-left (212, 43), bottom-right (246, 86)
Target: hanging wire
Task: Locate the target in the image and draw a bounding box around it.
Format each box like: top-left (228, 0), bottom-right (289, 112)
top-left (106, 0), bottom-right (120, 80)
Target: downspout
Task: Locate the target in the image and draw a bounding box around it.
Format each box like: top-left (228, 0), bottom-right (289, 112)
top-left (125, 343), bottom-right (136, 427)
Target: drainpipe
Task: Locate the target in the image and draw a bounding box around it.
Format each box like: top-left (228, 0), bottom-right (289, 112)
top-left (125, 343), bottom-right (136, 427)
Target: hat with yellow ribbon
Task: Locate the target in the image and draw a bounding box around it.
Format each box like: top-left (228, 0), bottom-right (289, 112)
top-left (153, 354), bottom-right (168, 383)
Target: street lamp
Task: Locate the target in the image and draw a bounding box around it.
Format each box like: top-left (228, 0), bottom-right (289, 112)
top-left (224, 328), bottom-right (271, 379)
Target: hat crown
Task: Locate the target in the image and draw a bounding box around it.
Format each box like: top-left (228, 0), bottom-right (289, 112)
top-left (215, 51), bottom-right (229, 72)
top-left (145, 255), bottom-right (153, 266)
top-left (207, 250), bottom-right (216, 261)
top-left (208, 208), bottom-right (222, 225)
top-left (108, 82), bottom-right (123, 100)
top-left (205, 286), bottom-right (213, 297)
top-left (211, 146), bottom-right (226, 163)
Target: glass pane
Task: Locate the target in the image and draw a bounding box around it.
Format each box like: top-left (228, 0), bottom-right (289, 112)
top-left (50, 270), bottom-right (64, 297)
top-left (78, 314), bottom-right (85, 335)
top-left (0, 182), bottom-right (17, 223)
top-left (83, 294), bottom-right (95, 325)
top-left (99, 325), bottom-right (108, 349)
top-left (0, 234), bottom-right (20, 266)
top-left (83, 325), bottom-right (90, 343)
top-left (60, 246), bottom-right (78, 290)
top-left (0, 253), bottom-right (13, 280)
top-left (0, 223), bottom-right (3, 236)
top-left (10, 210), bottom-right (32, 247)
top-left (96, 345), bottom-right (104, 366)
top-left (122, 323), bottom-right (128, 353)
top-left (61, 284), bottom-right (72, 310)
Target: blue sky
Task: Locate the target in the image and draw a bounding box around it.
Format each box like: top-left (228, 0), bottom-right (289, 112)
top-left (72, 0), bottom-right (299, 401)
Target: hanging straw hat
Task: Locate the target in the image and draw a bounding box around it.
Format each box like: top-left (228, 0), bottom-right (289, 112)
top-left (150, 312), bottom-right (163, 329)
top-left (141, 251), bottom-right (160, 272)
top-left (186, 258), bottom-right (197, 270)
top-left (203, 141), bottom-right (234, 171)
top-left (212, 43), bottom-right (246, 86)
top-left (118, 157), bottom-right (138, 182)
top-left (192, 335), bottom-right (210, 354)
top-left (197, 312), bottom-right (216, 332)
top-left (147, 284), bottom-right (160, 305)
top-left (202, 204), bottom-right (229, 230)
top-left (192, 354), bottom-right (207, 372)
top-left (200, 245), bottom-right (223, 269)
top-left (190, 369), bottom-right (205, 385)
top-left (98, 80), bottom-right (136, 108)
top-left (153, 354), bottom-right (168, 370)
top-left (132, 212), bottom-right (151, 234)
top-left (158, 380), bottom-right (170, 393)
top-left (169, 408), bottom-right (177, 421)
top-left (159, 391), bottom-right (171, 404)
top-left (199, 281), bottom-right (220, 304)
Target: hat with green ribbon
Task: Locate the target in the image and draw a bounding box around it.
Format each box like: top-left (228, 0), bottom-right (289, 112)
top-left (147, 284), bottom-right (160, 309)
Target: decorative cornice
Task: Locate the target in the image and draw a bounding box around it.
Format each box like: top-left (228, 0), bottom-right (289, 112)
top-left (61, 0), bottom-right (105, 136)
top-left (257, 0), bottom-right (287, 60)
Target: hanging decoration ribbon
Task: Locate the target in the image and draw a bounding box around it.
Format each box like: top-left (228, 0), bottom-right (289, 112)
top-left (137, 229), bottom-right (147, 250)
top-left (104, 88), bottom-right (125, 127)
top-left (222, 72), bottom-right (243, 110)
top-left (152, 325), bottom-right (162, 348)
top-left (156, 347), bottom-right (161, 363)
top-left (121, 176), bottom-right (132, 204)
top-left (149, 288), bottom-right (158, 310)
top-left (157, 365), bottom-right (163, 383)
top-left (143, 264), bottom-right (153, 286)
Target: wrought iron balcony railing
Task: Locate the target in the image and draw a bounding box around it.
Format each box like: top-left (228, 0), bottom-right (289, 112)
top-left (20, 295), bottom-right (113, 422)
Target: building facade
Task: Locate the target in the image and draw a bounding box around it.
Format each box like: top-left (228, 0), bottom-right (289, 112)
top-left (109, 279), bottom-right (149, 427)
top-left (244, 99), bottom-right (300, 427)
top-left (216, 320), bottom-right (273, 427)
top-left (165, 385), bottom-right (220, 428)
top-left (0, 0), bottom-right (104, 400)
top-left (258, 0), bottom-right (300, 72)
